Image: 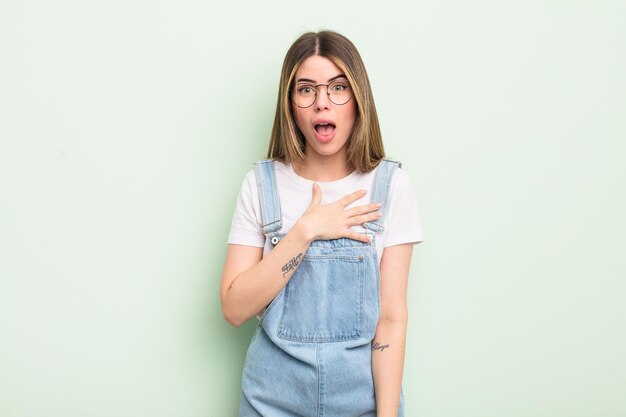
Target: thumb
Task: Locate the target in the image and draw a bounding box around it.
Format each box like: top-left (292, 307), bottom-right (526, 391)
top-left (310, 183), bottom-right (322, 206)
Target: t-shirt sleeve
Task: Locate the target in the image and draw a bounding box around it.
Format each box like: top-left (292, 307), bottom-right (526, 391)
top-left (383, 168), bottom-right (424, 247)
top-left (227, 169), bottom-right (266, 247)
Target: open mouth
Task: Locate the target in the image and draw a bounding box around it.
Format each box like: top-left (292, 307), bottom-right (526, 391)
top-left (314, 123), bottom-right (336, 135)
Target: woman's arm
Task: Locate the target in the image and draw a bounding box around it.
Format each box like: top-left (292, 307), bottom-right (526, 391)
top-left (220, 185), bottom-right (382, 327)
top-left (220, 224), bottom-right (311, 327)
top-left (372, 243), bottom-right (414, 417)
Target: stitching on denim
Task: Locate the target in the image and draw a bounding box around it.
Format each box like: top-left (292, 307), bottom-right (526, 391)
top-left (268, 161), bottom-right (282, 232)
top-left (254, 159), bottom-right (283, 234)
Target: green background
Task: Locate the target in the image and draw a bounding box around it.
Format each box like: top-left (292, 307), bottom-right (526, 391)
top-left (1, 1), bottom-right (625, 416)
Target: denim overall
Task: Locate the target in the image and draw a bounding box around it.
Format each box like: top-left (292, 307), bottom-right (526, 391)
top-left (239, 159), bottom-right (404, 417)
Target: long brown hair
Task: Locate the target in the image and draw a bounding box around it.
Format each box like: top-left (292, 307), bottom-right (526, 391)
top-left (267, 30), bottom-right (384, 173)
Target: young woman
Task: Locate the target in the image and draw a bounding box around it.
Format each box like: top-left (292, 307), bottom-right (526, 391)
top-left (220, 30), bottom-right (423, 417)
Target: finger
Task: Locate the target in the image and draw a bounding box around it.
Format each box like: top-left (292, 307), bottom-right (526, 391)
top-left (348, 211), bottom-right (382, 226)
top-left (344, 231), bottom-right (373, 243)
top-left (345, 202), bottom-right (382, 217)
top-left (309, 183), bottom-right (322, 206)
top-left (338, 189), bottom-right (367, 208)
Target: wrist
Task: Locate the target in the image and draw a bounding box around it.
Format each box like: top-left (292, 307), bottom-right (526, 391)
top-left (293, 218), bottom-right (316, 243)
top-left (376, 409), bottom-right (399, 417)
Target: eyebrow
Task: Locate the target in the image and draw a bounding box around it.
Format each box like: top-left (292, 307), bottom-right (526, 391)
top-left (296, 74), bottom-right (348, 84)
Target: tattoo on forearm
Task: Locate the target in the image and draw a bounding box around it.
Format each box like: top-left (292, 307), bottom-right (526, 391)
top-left (282, 253), bottom-right (303, 278)
top-left (372, 341), bottom-right (390, 352)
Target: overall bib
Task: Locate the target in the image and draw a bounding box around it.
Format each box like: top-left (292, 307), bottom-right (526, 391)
top-left (238, 159), bottom-right (405, 417)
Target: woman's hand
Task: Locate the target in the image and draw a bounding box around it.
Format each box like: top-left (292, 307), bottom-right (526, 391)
top-left (296, 183), bottom-right (382, 243)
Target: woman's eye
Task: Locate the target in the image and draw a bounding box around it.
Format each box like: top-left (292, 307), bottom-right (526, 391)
top-left (331, 83), bottom-right (348, 92)
top-left (298, 86), bottom-right (314, 95)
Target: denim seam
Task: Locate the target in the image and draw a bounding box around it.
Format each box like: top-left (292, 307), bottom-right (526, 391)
top-left (363, 159), bottom-right (400, 233)
top-left (317, 343), bottom-right (325, 417)
top-left (254, 159), bottom-right (283, 234)
top-left (268, 160), bottom-right (282, 231)
top-left (254, 161), bottom-right (269, 235)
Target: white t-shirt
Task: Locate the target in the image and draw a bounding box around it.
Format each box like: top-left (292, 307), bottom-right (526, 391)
top-left (227, 161), bottom-right (424, 263)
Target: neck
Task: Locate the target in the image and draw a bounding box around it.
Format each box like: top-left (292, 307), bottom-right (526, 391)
top-left (294, 151), bottom-right (354, 182)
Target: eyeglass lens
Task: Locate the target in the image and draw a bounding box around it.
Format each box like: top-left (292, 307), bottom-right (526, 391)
top-left (292, 79), bottom-right (352, 108)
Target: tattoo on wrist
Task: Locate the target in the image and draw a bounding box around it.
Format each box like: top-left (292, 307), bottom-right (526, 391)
top-left (282, 253), bottom-right (303, 278)
top-left (372, 341), bottom-right (390, 352)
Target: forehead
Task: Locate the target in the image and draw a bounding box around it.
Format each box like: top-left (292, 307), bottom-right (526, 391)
top-left (295, 55), bottom-right (344, 81)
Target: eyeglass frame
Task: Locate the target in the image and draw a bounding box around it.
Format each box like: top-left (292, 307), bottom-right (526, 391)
top-left (290, 78), bottom-right (354, 108)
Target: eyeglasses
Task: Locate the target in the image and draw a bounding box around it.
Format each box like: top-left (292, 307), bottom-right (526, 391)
top-left (291, 78), bottom-right (353, 108)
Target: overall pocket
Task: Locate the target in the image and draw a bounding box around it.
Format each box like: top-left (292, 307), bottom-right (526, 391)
top-left (277, 254), bottom-right (365, 342)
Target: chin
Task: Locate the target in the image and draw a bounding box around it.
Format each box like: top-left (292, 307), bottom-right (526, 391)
top-left (310, 144), bottom-right (348, 158)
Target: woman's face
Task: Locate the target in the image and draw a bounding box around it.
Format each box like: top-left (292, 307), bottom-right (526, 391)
top-left (292, 55), bottom-right (357, 162)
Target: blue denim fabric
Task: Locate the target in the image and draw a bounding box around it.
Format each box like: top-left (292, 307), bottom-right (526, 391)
top-left (239, 159), bottom-right (404, 417)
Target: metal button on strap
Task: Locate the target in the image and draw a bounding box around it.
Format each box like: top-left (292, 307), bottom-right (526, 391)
top-left (270, 236), bottom-right (279, 245)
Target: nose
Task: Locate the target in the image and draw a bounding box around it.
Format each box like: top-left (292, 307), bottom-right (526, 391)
top-left (314, 85), bottom-right (331, 111)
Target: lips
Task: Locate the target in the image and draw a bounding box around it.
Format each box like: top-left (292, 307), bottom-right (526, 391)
top-left (314, 123), bottom-right (336, 135)
top-left (313, 118), bottom-right (337, 142)
top-left (312, 120), bottom-right (336, 143)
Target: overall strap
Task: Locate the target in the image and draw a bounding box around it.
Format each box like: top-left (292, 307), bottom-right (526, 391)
top-left (253, 159), bottom-right (283, 234)
top-left (363, 159), bottom-right (401, 234)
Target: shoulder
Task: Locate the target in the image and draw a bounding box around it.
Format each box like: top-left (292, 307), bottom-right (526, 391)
top-left (382, 161), bottom-right (418, 213)
top-left (376, 159), bottom-right (414, 190)
top-left (241, 159), bottom-right (284, 184)
top-left (248, 159), bottom-right (293, 179)
top-left (391, 164), bottom-right (414, 190)
top-left (235, 161), bottom-right (268, 203)
top-left (239, 166), bottom-right (257, 192)
top-left (380, 160), bottom-right (423, 245)
top-left (239, 159), bottom-right (298, 198)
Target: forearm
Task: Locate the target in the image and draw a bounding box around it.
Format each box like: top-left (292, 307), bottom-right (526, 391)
top-left (222, 222), bottom-right (312, 326)
top-left (372, 319), bottom-right (408, 417)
